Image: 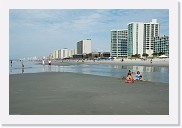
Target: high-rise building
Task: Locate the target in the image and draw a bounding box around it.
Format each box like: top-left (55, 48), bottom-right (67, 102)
top-left (143, 19), bottom-right (160, 56)
top-left (55, 50), bottom-right (59, 59)
top-left (77, 39), bottom-right (91, 54)
top-left (51, 50), bottom-right (60, 59)
top-left (127, 22), bottom-right (144, 57)
top-left (110, 30), bottom-right (128, 58)
top-left (60, 48), bottom-right (69, 59)
top-left (153, 35), bottom-right (169, 56)
top-left (68, 49), bottom-right (77, 57)
top-left (127, 19), bottom-right (160, 57)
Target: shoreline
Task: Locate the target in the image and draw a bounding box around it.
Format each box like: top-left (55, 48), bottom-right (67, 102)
top-left (10, 72), bottom-right (169, 115)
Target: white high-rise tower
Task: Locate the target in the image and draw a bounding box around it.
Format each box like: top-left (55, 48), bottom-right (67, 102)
top-left (143, 19), bottom-right (160, 56)
top-left (127, 19), bottom-right (160, 57)
top-left (127, 22), bottom-right (144, 57)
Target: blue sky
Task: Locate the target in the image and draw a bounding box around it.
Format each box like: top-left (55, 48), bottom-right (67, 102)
top-left (9, 9), bottom-right (169, 59)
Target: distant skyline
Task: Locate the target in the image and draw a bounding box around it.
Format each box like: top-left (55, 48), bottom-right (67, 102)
top-left (9, 9), bottom-right (169, 59)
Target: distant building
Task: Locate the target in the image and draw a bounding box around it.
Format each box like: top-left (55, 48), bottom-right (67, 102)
top-left (73, 52), bottom-right (110, 60)
top-left (49, 53), bottom-right (53, 59)
top-left (60, 48), bottom-right (69, 59)
top-left (88, 52), bottom-right (101, 59)
top-left (111, 30), bottom-right (128, 58)
top-left (52, 50), bottom-right (56, 59)
top-left (153, 35), bottom-right (169, 56)
top-left (89, 52), bottom-right (110, 59)
top-left (77, 39), bottom-right (91, 54)
top-left (50, 48), bottom-right (77, 60)
top-left (73, 54), bottom-right (84, 59)
top-left (101, 52), bottom-right (110, 58)
top-left (53, 50), bottom-right (59, 59)
top-left (68, 49), bottom-right (77, 58)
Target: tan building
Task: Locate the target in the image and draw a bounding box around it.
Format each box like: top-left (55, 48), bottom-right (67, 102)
top-left (77, 39), bottom-right (91, 54)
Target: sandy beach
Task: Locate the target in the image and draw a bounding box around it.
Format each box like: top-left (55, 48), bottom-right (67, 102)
top-left (9, 72), bottom-right (169, 115)
top-left (41, 58), bottom-right (169, 67)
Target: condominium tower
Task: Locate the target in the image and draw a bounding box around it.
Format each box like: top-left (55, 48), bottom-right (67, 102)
top-left (68, 49), bottom-right (77, 58)
top-left (127, 22), bottom-right (144, 56)
top-left (127, 19), bottom-right (160, 57)
top-left (59, 48), bottom-right (69, 59)
top-left (111, 30), bottom-right (128, 58)
top-left (77, 39), bottom-right (91, 54)
top-left (144, 19), bottom-right (160, 56)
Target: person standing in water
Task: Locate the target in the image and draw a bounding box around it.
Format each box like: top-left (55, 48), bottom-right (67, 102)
top-left (48, 60), bottom-right (51, 65)
top-left (21, 61), bottom-right (24, 74)
top-left (42, 59), bottom-right (45, 65)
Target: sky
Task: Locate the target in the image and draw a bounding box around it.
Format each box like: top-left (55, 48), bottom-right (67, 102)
top-left (9, 9), bottom-right (169, 59)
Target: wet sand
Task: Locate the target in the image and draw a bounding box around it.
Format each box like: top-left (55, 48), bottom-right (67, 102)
top-left (9, 72), bottom-right (169, 115)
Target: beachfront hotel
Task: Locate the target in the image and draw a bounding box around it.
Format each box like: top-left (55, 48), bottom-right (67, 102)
top-left (50, 48), bottom-right (75, 59)
top-left (59, 48), bottom-right (69, 59)
top-left (110, 30), bottom-right (128, 58)
top-left (127, 19), bottom-right (160, 57)
top-left (143, 19), bottom-right (160, 56)
top-left (77, 39), bottom-right (92, 54)
top-left (153, 35), bottom-right (169, 56)
top-left (127, 22), bottom-right (145, 56)
top-left (52, 50), bottom-right (58, 59)
top-left (68, 49), bottom-right (77, 58)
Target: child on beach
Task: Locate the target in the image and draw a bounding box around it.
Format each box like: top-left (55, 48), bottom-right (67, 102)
top-left (135, 71), bottom-right (143, 80)
top-left (125, 72), bottom-right (134, 83)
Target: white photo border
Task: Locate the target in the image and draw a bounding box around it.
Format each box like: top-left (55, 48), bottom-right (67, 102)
top-left (0, 0), bottom-right (179, 125)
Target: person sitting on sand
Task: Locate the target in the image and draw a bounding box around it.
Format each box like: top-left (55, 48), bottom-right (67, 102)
top-left (135, 71), bottom-right (142, 80)
top-left (125, 72), bottom-right (134, 83)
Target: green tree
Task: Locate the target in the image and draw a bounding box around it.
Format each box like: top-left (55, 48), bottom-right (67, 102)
top-left (152, 53), bottom-right (158, 57)
top-left (132, 54), bottom-right (140, 58)
top-left (142, 53), bottom-right (149, 58)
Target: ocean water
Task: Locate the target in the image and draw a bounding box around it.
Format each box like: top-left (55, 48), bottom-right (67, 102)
top-left (9, 61), bottom-right (169, 84)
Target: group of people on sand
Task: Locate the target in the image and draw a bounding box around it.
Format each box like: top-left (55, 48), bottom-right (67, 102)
top-left (125, 70), bottom-right (143, 83)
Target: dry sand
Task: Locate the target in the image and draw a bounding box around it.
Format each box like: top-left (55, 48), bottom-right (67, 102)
top-left (9, 72), bottom-right (169, 115)
top-left (41, 58), bottom-right (169, 67)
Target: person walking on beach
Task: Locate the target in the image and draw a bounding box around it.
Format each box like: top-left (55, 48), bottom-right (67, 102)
top-left (21, 61), bottom-right (24, 68)
top-left (21, 61), bottom-right (24, 74)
